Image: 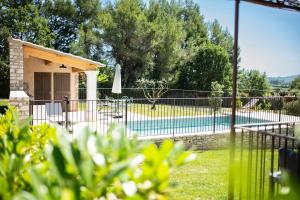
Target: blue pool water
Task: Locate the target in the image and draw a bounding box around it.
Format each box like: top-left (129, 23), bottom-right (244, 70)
top-left (127, 115), bottom-right (270, 136)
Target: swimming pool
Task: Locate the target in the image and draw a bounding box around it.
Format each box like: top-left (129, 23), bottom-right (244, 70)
top-left (127, 115), bottom-right (271, 136)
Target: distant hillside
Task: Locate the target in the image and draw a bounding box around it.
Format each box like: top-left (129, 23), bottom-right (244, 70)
top-left (268, 74), bottom-right (300, 87)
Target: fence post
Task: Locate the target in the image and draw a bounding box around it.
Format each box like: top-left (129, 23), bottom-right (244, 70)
top-left (213, 98), bottom-right (216, 133)
top-left (279, 97), bottom-right (282, 122)
top-left (64, 96), bottom-right (69, 129)
top-left (269, 135), bottom-right (275, 198)
top-left (29, 100), bottom-right (33, 125)
top-left (172, 98), bottom-right (176, 138)
top-left (248, 99), bottom-right (251, 124)
top-left (125, 99), bottom-right (128, 127)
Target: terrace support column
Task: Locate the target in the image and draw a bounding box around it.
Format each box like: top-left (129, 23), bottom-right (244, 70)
top-left (228, 1), bottom-right (240, 200)
top-left (85, 70), bottom-right (97, 121)
top-left (8, 37), bottom-right (30, 120)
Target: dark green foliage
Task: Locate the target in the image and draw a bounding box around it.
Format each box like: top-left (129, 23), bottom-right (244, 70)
top-left (290, 76), bottom-right (300, 94)
top-left (284, 98), bottom-right (300, 116)
top-left (0, 0), bottom-right (54, 55)
top-left (41, 0), bottom-right (78, 52)
top-left (0, 0), bottom-right (236, 89)
top-left (209, 20), bottom-right (235, 62)
top-left (0, 0), bottom-right (54, 98)
top-left (177, 42), bottom-right (231, 91)
top-left (238, 69), bottom-right (271, 97)
top-left (208, 81), bottom-right (224, 111)
top-left (0, 61), bottom-right (9, 98)
top-left (270, 98), bottom-right (284, 111)
top-left (100, 0), bottom-right (153, 86)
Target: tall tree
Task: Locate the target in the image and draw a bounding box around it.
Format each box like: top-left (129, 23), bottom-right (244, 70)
top-left (100, 0), bottom-right (153, 86)
top-left (209, 20), bottom-right (235, 62)
top-left (41, 0), bottom-right (78, 52)
top-left (145, 0), bottom-right (185, 80)
top-left (238, 69), bottom-right (271, 97)
top-left (290, 76), bottom-right (300, 93)
top-left (70, 0), bottom-right (104, 61)
top-left (290, 76), bottom-right (300, 90)
top-left (0, 0), bottom-right (53, 97)
top-left (0, 1), bottom-right (53, 60)
top-left (177, 42), bottom-right (231, 91)
top-left (179, 0), bottom-right (208, 47)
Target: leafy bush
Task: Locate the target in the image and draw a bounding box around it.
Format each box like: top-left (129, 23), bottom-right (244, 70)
top-left (136, 79), bottom-right (169, 110)
top-left (209, 81), bottom-right (224, 111)
top-left (0, 107), bottom-right (56, 199)
top-left (270, 98), bottom-right (283, 111)
top-left (284, 99), bottom-right (300, 116)
top-left (0, 107), bottom-right (194, 200)
top-left (236, 97), bottom-right (243, 109)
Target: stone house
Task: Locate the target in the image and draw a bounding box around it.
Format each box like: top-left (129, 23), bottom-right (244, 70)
top-left (8, 37), bottom-right (104, 119)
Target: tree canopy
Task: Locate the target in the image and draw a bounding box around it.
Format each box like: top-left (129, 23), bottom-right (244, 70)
top-left (176, 42), bottom-right (232, 91)
top-left (238, 69), bottom-right (271, 97)
top-left (0, 0), bottom-right (240, 96)
top-left (290, 76), bottom-right (300, 92)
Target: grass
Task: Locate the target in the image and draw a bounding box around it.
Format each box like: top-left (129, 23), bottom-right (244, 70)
top-left (168, 150), bottom-right (229, 200)
top-left (128, 104), bottom-right (231, 118)
top-left (0, 99), bottom-right (8, 106)
top-left (169, 149), bottom-right (278, 200)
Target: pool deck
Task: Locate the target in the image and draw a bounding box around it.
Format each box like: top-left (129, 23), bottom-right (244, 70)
top-left (30, 105), bottom-right (300, 139)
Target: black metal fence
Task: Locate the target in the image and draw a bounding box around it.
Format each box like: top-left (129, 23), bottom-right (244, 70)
top-left (29, 96), bottom-right (300, 137)
top-left (78, 87), bottom-right (299, 100)
top-left (234, 122), bottom-right (300, 200)
top-left (78, 87), bottom-right (215, 99)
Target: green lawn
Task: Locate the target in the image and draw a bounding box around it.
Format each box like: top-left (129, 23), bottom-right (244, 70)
top-left (168, 150), bottom-right (229, 200)
top-left (128, 104), bottom-right (231, 118)
top-left (0, 99), bottom-right (8, 106)
top-left (169, 149), bottom-right (277, 200)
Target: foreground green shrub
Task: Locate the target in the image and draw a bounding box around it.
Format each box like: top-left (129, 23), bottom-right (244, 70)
top-left (283, 99), bottom-right (300, 116)
top-left (0, 107), bottom-right (194, 200)
top-left (0, 107), bottom-right (56, 199)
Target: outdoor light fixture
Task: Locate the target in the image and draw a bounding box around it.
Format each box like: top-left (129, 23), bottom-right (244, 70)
top-left (59, 64), bottom-right (67, 68)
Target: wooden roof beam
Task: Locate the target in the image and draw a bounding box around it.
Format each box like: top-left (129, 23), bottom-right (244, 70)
top-left (243, 0), bottom-right (300, 12)
top-left (23, 46), bottom-right (97, 71)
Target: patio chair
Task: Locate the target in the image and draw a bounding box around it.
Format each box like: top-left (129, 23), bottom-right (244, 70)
top-left (122, 96), bottom-right (134, 105)
top-left (239, 98), bottom-right (259, 112)
top-left (271, 148), bottom-right (300, 183)
top-left (98, 97), bottom-right (118, 115)
top-left (45, 102), bottom-right (64, 124)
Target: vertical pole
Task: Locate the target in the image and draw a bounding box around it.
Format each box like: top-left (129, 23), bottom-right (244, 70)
top-left (173, 98), bottom-right (176, 138)
top-left (29, 100), bottom-right (33, 125)
top-left (64, 96), bottom-right (69, 129)
top-left (269, 136), bottom-right (275, 199)
top-left (229, 0), bottom-right (240, 199)
top-left (125, 99), bottom-right (128, 127)
top-left (213, 98), bottom-right (216, 133)
top-left (279, 97), bottom-right (282, 122)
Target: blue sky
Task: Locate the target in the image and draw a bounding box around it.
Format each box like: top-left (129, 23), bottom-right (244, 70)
top-left (196, 0), bottom-right (300, 77)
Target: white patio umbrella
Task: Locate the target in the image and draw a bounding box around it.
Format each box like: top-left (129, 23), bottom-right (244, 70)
top-left (112, 64), bottom-right (122, 94)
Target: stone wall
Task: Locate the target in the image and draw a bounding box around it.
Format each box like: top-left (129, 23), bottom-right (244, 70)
top-left (141, 132), bottom-right (230, 150)
top-left (9, 38), bottom-right (24, 91)
top-left (8, 38), bottom-right (29, 120)
top-left (9, 91), bottom-right (29, 120)
top-left (140, 126), bottom-right (297, 150)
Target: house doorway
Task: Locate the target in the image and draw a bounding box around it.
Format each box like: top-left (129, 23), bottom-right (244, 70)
top-left (54, 73), bottom-right (70, 100)
top-left (34, 72), bottom-right (51, 100)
